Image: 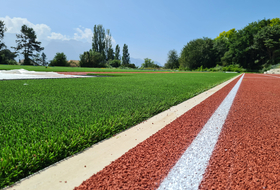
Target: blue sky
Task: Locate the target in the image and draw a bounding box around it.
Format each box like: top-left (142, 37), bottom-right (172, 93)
top-left (1, 0), bottom-right (280, 66)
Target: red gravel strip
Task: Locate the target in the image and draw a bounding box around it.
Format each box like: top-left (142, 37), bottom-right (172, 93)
top-left (74, 76), bottom-right (241, 190)
top-left (200, 74), bottom-right (280, 189)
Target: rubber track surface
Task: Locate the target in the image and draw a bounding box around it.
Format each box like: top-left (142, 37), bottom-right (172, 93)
top-left (74, 76), bottom-right (241, 189)
top-left (200, 74), bottom-right (280, 189)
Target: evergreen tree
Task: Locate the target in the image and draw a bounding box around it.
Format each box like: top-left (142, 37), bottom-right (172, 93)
top-left (12, 25), bottom-right (44, 65)
top-left (41, 52), bottom-right (47, 66)
top-left (92, 24), bottom-right (105, 62)
top-left (122, 44), bottom-right (130, 66)
top-left (92, 25), bottom-right (99, 52)
top-left (115, 44), bottom-right (120, 60)
top-left (32, 53), bottom-right (41, 65)
top-left (0, 20), bottom-right (7, 51)
top-left (105, 29), bottom-right (114, 60)
top-left (164, 50), bottom-right (179, 69)
top-left (108, 48), bottom-right (114, 60)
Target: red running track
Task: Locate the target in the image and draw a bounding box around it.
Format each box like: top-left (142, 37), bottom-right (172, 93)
top-left (74, 74), bottom-right (280, 189)
top-left (200, 74), bottom-right (280, 189)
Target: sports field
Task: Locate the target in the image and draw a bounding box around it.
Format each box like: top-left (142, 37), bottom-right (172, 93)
top-left (0, 72), bottom-right (238, 188)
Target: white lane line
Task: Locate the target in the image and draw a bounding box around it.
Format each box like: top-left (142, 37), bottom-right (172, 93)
top-left (260, 74), bottom-right (280, 79)
top-left (158, 74), bottom-right (244, 190)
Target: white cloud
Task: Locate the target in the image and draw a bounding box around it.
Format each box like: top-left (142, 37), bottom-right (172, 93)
top-left (73, 27), bottom-right (92, 42)
top-left (48, 32), bottom-right (70, 40)
top-left (73, 27), bottom-right (116, 45)
top-left (0, 16), bottom-right (117, 44)
top-left (0, 16), bottom-right (51, 41)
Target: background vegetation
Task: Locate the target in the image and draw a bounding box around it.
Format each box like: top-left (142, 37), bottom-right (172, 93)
top-left (178, 18), bottom-right (280, 72)
top-left (1, 18), bottom-right (279, 72)
top-left (0, 64), bottom-right (176, 72)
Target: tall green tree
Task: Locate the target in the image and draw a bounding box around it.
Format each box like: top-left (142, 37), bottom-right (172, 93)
top-left (0, 20), bottom-right (7, 51)
top-left (92, 25), bottom-right (99, 52)
top-left (79, 49), bottom-right (103, 67)
top-left (108, 48), bottom-right (114, 60)
top-left (142, 58), bottom-right (154, 68)
top-left (12, 25), bottom-right (44, 65)
top-left (179, 38), bottom-right (215, 70)
top-left (32, 52), bottom-right (47, 66)
top-left (49, 52), bottom-right (69, 66)
top-left (141, 58), bottom-right (160, 68)
top-left (215, 28), bottom-right (236, 40)
top-left (0, 49), bottom-right (17, 64)
top-left (213, 28), bottom-right (236, 65)
top-left (122, 44), bottom-right (130, 66)
top-left (251, 25), bottom-right (280, 65)
top-left (105, 29), bottom-right (114, 61)
top-left (270, 18), bottom-right (280, 27)
top-left (221, 19), bottom-right (271, 70)
top-left (165, 50), bottom-right (179, 69)
top-left (41, 52), bottom-right (47, 66)
top-left (92, 25), bottom-right (105, 61)
top-left (32, 53), bottom-right (41, 65)
top-left (115, 44), bottom-right (120, 60)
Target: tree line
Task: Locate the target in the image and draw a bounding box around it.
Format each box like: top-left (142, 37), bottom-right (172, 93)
top-left (1, 18), bottom-right (279, 71)
top-left (0, 22), bottom-right (136, 68)
top-left (79, 24), bottom-right (136, 68)
top-left (164, 18), bottom-right (280, 72)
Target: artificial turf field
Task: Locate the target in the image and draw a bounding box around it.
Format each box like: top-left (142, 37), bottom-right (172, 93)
top-left (0, 72), bottom-right (238, 188)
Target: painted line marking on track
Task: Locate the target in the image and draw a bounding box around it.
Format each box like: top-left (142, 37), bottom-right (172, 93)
top-left (158, 74), bottom-right (244, 190)
top-left (261, 74), bottom-right (280, 79)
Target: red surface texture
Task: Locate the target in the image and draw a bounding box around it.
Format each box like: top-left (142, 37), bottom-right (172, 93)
top-left (74, 76), bottom-right (241, 190)
top-left (200, 74), bottom-right (280, 189)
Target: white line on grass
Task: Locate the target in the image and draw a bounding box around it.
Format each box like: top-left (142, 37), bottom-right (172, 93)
top-left (158, 74), bottom-right (244, 190)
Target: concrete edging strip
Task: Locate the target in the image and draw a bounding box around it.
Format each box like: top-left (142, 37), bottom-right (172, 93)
top-left (5, 74), bottom-right (241, 190)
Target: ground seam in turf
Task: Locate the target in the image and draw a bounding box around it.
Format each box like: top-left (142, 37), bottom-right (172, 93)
top-left (158, 74), bottom-right (244, 190)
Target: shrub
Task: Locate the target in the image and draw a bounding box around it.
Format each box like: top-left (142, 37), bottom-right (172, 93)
top-left (49, 53), bottom-right (69, 67)
top-left (7, 60), bottom-right (18, 65)
top-left (79, 50), bottom-right (104, 68)
top-left (222, 64), bottom-right (246, 72)
top-left (108, 59), bottom-right (121, 68)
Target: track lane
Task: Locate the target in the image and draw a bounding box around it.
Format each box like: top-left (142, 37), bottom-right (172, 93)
top-left (158, 75), bottom-right (244, 189)
top-left (74, 76), bottom-right (241, 190)
top-left (200, 74), bottom-right (280, 189)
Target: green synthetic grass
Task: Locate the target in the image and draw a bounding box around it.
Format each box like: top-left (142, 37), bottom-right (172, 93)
top-left (0, 64), bottom-right (175, 72)
top-left (0, 72), bottom-right (238, 188)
